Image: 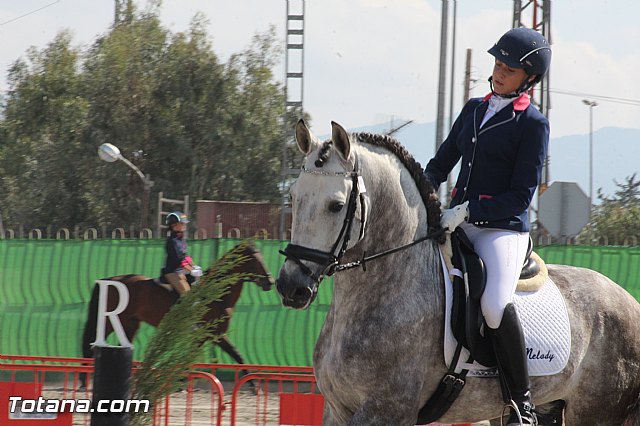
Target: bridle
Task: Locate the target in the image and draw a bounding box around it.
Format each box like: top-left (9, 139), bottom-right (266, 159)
top-left (279, 156), bottom-right (366, 285)
top-left (279, 153), bottom-right (446, 287)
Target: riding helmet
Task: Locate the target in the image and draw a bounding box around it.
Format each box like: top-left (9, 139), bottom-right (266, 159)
top-left (488, 27), bottom-right (552, 88)
top-left (166, 211), bottom-right (189, 226)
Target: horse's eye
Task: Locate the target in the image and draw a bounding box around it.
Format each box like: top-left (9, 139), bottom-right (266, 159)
top-left (328, 201), bottom-right (345, 213)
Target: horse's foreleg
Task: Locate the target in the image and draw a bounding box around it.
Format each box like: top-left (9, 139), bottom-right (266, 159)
top-left (79, 320), bottom-right (116, 390)
top-left (217, 336), bottom-right (256, 392)
top-left (79, 318), bottom-right (139, 390)
top-left (217, 336), bottom-right (245, 364)
top-left (322, 402), bottom-right (343, 426)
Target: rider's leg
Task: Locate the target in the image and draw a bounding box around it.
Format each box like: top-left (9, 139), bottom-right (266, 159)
top-left (164, 272), bottom-right (190, 297)
top-left (459, 223), bottom-right (534, 425)
top-left (489, 304), bottom-right (536, 426)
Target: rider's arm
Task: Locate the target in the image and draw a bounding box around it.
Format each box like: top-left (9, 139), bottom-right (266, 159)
top-left (181, 256), bottom-right (194, 273)
top-left (423, 100), bottom-right (475, 190)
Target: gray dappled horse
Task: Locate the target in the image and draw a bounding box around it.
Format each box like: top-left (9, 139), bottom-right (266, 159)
top-left (276, 120), bottom-right (640, 425)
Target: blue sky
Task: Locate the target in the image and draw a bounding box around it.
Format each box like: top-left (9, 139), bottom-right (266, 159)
top-left (0, 0), bottom-right (638, 143)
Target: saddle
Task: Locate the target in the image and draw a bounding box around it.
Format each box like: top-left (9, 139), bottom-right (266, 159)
top-left (417, 233), bottom-right (555, 424)
top-left (449, 228), bottom-right (546, 367)
top-left (155, 275), bottom-right (195, 304)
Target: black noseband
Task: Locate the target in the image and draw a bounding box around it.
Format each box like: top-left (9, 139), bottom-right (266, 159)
top-left (280, 243), bottom-right (339, 283)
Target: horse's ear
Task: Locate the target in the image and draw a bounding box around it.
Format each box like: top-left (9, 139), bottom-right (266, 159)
top-left (331, 121), bottom-right (350, 160)
top-left (295, 119), bottom-right (313, 154)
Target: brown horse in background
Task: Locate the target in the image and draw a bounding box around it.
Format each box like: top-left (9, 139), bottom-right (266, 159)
top-left (80, 243), bottom-right (274, 387)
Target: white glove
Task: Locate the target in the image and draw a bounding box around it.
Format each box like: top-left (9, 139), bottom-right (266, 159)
top-left (440, 201), bottom-right (469, 232)
top-left (190, 265), bottom-right (203, 277)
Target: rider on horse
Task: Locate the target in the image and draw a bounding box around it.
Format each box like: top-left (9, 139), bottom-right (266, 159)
top-left (162, 211), bottom-right (202, 298)
top-left (424, 27), bottom-right (551, 425)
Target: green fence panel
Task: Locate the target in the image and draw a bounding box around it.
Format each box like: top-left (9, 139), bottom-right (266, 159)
top-left (2, 240), bottom-right (640, 366)
top-left (0, 238), bottom-right (332, 366)
top-left (536, 245), bottom-right (640, 300)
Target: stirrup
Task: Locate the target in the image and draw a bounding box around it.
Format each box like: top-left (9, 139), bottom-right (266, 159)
top-left (501, 399), bottom-right (537, 426)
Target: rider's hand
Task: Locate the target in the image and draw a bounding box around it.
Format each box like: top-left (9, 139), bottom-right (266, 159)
top-left (190, 265), bottom-right (203, 277)
top-left (440, 201), bottom-right (469, 232)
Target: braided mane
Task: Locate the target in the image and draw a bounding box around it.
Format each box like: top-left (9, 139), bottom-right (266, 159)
top-left (352, 132), bottom-right (443, 235)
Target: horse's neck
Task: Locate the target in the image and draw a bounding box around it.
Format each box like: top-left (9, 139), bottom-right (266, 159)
top-left (337, 147), bottom-right (440, 296)
top-left (360, 146), bottom-right (430, 248)
top-left (220, 281), bottom-right (243, 307)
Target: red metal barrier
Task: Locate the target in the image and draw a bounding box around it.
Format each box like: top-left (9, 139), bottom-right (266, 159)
top-left (0, 355), bottom-right (225, 426)
top-left (0, 361), bottom-right (93, 426)
top-left (279, 393), bottom-right (323, 425)
top-left (0, 355), bottom-right (475, 425)
top-left (151, 371), bottom-right (224, 426)
top-left (0, 381), bottom-right (73, 425)
top-left (230, 372), bottom-right (320, 426)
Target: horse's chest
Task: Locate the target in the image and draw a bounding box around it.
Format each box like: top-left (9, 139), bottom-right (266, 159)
top-left (314, 317), bottom-right (414, 397)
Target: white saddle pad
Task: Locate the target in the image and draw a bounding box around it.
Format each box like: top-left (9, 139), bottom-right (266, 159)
top-left (440, 252), bottom-right (571, 377)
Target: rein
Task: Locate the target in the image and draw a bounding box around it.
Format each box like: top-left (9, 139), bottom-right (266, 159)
top-left (334, 227), bottom-right (446, 273)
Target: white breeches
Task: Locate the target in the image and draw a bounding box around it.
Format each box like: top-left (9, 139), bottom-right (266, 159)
top-left (459, 222), bottom-right (530, 329)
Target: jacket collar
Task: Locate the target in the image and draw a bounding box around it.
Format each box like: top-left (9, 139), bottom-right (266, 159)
top-left (483, 92), bottom-right (530, 111)
top-left (474, 93), bottom-right (526, 133)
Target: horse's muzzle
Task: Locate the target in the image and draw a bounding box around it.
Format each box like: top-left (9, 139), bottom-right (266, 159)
top-left (259, 274), bottom-right (275, 291)
top-left (276, 269), bottom-right (317, 310)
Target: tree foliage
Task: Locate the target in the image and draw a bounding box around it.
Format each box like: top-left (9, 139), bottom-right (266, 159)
top-left (131, 241), bottom-right (256, 425)
top-left (578, 174), bottom-right (640, 245)
top-left (0, 6), bottom-right (290, 231)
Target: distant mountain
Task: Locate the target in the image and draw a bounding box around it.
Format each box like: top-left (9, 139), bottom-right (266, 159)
top-left (321, 120), bottom-right (436, 166)
top-left (548, 127), bottom-right (640, 199)
top-left (325, 122), bottom-right (640, 201)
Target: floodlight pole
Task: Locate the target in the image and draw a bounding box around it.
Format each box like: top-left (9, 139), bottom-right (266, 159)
top-left (98, 144), bottom-right (154, 230)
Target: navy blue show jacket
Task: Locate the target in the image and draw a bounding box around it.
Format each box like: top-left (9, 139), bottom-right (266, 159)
top-left (161, 232), bottom-right (189, 275)
top-left (424, 93), bottom-right (549, 232)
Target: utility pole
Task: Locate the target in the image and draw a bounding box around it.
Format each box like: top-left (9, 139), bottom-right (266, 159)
top-left (463, 49), bottom-right (472, 104)
top-left (434, 0), bottom-right (449, 201)
top-left (512, 0), bottom-right (552, 190)
top-left (444, 0), bottom-right (458, 205)
top-left (583, 99), bottom-right (598, 217)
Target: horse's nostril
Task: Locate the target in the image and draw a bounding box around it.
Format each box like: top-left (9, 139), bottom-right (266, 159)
top-left (293, 286), bottom-right (313, 300)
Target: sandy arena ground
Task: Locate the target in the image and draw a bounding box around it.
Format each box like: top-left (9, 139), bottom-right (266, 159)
top-left (40, 382), bottom-right (490, 425)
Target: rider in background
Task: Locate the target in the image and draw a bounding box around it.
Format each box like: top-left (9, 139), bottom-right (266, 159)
top-left (424, 27), bottom-right (551, 426)
top-left (162, 211), bottom-right (202, 298)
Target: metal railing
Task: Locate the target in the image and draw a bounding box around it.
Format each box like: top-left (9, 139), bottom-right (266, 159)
top-left (0, 225), bottom-right (278, 240)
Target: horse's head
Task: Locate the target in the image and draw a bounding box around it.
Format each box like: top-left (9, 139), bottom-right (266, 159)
top-left (276, 120), bottom-right (370, 309)
top-left (242, 243), bottom-right (275, 291)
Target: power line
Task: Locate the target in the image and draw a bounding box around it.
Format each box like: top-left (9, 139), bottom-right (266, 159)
top-left (549, 88), bottom-right (640, 106)
top-left (0, 1), bottom-right (61, 26)
top-left (470, 69), bottom-right (640, 107)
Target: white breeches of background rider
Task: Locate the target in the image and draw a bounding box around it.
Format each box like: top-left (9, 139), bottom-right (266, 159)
top-left (459, 222), bottom-right (530, 329)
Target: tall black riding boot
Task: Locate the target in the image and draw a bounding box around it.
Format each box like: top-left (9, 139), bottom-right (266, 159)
top-left (488, 303), bottom-right (537, 426)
